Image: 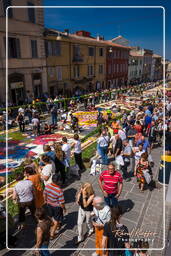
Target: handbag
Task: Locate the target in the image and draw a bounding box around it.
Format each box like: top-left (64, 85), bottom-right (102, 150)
top-left (143, 169), bottom-right (151, 184)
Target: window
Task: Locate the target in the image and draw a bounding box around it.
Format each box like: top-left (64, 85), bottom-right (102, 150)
top-left (28, 2), bottom-right (35, 23)
top-left (73, 45), bottom-right (81, 56)
top-left (48, 67), bottom-right (54, 78)
top-left (117, 64), bottom-right (119, 73)
top-left (31, 40), bottom-right (38, 58)
top-left (73, 66), bottom-right (80, 78)
top-left (8, 37), bottom-right (21, 58)
top-left (113, 64), bottom-right (116, 73)
top-left (99, 64), bottom-right (103, 74)
top-left (108, 64), bottom-right (112, 74)
top-left (88, 47), bottom-right (94, 56)
top-left (46, 41), bottom-right (61, 56)
top-left (57, 66), bottom-right (62, 81)
top-left (88, 64), bottom-right (94, 76)
top-left (99, 48), bottom-right (104, 56)
top-left (3, 0), bottom-right (13, 18)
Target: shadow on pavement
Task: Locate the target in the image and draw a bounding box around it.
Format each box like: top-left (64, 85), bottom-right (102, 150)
top-left (118, 199), bottom-right (134, 214)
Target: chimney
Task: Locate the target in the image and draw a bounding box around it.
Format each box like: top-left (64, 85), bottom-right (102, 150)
top-left (96, 35), bottom-right (104, 41)
top-left (76, 30), bottom-right (91, 37)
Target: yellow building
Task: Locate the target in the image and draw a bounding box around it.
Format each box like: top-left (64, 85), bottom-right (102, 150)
top-left (45, 29), bottom-right (107, 97)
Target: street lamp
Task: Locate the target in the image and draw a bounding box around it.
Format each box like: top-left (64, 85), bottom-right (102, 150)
top-left (109, 47), bottom-right (113, 53)
top-left (56, 32), bottom-right (62, 40)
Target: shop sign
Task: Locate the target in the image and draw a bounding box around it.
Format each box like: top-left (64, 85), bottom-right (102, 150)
top-left (10, 81), bottom-right (24, 89)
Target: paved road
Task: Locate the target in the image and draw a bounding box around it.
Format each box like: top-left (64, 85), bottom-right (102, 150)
top-left (2, 145), bottom-right (170, 256)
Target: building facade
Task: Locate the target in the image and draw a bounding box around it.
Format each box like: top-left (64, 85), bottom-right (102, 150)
top-left (106, 43), bottom-right (130, 88)
top-left (45, 29), bottom-right (107, 96)
top-left (0, 0), bottom-right (48, 105)
top-left (165, 61), bottom-right (171, 81)
top-left (142, 49), bottom-right (153, 82)
top-left (151, 54), bottom-right (163, 81)
top-left (128, 50), bottom-right (144, 85)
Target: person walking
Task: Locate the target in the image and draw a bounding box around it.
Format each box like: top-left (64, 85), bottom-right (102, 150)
top-left (24, 166), bottom-right (44, 209)
top-left (102, 206), bottom-right (130, 256)
top-left (34, 208), bottom-right (52, 256)
top-left (91, 196), bottom-right (111, 256)
top-left (32, 115), bottom-right (40, 136)
top-left (54, 143), bottom-right (66, 184)
top-left (62, 137), bottom-right (71, 178)
top-left (39, 155), bottom-right (56, 186)
top-left (98, 163), bottom-right (123, 208)
top-left (122, 139), bottom-right (134, 182)
top-left (73, 134), bottom-right (85, 176)
top-left (12, 173), bottom-right (35, 230)
top-left (75, 183), bottom-right (95, 245)
top-left (97, 129), bottom-right (110, 165)
top-left (51, 105), bottom-right (58, 126)
top-left (43, 174), bottom-right (66, 239)
top-left (16, 112), bottom-right (25, 132)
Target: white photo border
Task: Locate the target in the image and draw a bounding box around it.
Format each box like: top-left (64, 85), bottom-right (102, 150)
top-left (5, 5), bottom-right (166, 251)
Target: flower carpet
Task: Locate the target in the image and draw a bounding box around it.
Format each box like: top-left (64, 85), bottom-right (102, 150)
top-left (0, 132), bottom-right (74, 176)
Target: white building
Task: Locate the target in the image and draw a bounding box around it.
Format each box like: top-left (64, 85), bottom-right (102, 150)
top-left (128, 49), bottom-right (144, 85)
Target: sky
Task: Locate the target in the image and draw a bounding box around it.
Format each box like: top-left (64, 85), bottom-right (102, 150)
top-left (43, 0), bottom-right (171, 60)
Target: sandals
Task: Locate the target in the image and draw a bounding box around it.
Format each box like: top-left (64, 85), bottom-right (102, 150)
top-left (17, 224), bottom-right (25, 231)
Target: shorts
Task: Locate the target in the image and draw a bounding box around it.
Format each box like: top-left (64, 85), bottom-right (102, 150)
top-left (47, 204), bottom-right (63, 222)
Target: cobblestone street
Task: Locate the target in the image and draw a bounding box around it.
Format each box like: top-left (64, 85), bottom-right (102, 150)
top-left (3, 146), bottom-right (170, 256)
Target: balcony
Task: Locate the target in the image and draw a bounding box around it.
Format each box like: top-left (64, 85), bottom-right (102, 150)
top-left (72, 55), bottom-right (84, 62)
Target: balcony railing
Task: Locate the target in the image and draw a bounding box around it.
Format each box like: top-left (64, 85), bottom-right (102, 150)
top-left (72, 55), bottom-right (84, 62)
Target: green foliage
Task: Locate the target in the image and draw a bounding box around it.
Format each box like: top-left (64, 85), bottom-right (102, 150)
top-left (8, 199), bottom-right (18, 217)
top-left (82, 141), bottom-right (97, 160)
top-left (8, 165), bottom-right (24, 183)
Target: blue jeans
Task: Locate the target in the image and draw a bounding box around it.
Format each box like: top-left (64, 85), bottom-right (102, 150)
top-left (99, 146), bottom-right (108, 165)
top-left (40, 245), bottom-right (50, 256)
top-left (104, 193), bottom-right (118, 208)
top-left (51, 114), bottom-right (57, 125)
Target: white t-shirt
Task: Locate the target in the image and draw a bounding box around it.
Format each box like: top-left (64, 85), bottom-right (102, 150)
top-left (93, 205), bottom-right (111, 225)
top-left (62, 143), bottom-right (71, 160)
top-left (42, 162), bottom-right (56, 185)
top-left (74, 140), bottom-right (82, 154)
top-left (32, 118), bottom-right (39, 126)
top-left (98, 136), bottom-right (109, 147)
top-left (118, 129), bottom-right (126, 141)
top-left (15, 180), bottom-right (34, 203)
top-left (134, 149), bottom-right (145, 161)
top-left (18, 107), bottom-right (24, 113)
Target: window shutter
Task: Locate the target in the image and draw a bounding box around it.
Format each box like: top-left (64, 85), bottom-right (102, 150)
top-left (16, 38), bottom-right (21, 58)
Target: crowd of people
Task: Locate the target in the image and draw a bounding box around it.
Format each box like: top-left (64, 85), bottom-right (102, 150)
top-left (1, 80), bottom-right (170, 255)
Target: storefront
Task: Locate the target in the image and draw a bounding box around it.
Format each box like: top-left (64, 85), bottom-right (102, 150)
top-left (32, 73), bottom-right (42, 99)
top-left (9, 73), bottom-right (25, 105)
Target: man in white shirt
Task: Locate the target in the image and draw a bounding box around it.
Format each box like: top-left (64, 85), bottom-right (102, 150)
top-left (97, 130), bottom-right (110, 165)
top-left (62, 137), bottom-right (71, 166)
top-left (32, 115), bottom-right (40, 136)
top-left (91, 196), bottom-right (111, 256)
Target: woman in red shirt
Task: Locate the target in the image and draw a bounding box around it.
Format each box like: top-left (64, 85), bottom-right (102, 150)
top-left (134, 121), bottom-right (142, 133)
